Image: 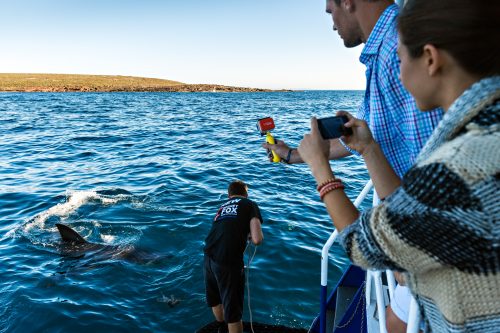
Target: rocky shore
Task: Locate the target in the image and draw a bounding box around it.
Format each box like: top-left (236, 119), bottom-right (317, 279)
top-left (0, 74), bottom-right (278, 92)
top-left (16, 84), bottom-right (271, 93)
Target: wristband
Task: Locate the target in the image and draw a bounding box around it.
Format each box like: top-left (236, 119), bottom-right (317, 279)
top-left (283, 148), bottom-right (294, 164)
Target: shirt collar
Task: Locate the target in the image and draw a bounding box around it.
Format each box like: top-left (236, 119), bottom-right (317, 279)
top-left (360, 4), bottom-right (399, 64)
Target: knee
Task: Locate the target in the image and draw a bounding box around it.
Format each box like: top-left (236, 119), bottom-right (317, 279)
top-left (386, 305), bottom-right (407, 333)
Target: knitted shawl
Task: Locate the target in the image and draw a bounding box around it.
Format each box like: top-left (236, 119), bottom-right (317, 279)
top-left (339, 76), bottom-right (500, 332)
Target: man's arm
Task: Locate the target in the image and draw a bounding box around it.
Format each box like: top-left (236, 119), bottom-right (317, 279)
top-left (362, 142), bottom-right (401, 199)
top-left (262, 138), bottom-right (351, 164)
top-left (249, 217), bottom-right (263, 245)
top-left (328, 138), bottom-right (352, 160)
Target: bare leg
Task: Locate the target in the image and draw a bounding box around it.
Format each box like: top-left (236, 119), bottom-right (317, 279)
top-left (386, 306), bottom-right (408, 333)
top-left (228, 321), bottom-right (243, 333)
top-left (212, 304), bottom-right (224, 322)
top-left (386, 305), bottom-right (423, 333)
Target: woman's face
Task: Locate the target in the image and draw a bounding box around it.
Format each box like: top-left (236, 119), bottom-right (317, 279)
top-left (397, 39), bottom-right (439, 111)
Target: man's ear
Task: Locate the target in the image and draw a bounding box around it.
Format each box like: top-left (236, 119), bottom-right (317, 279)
top-left (343, 0), bottom-right (354, 12)
top-left (422, 44), bottom-right (442, 77)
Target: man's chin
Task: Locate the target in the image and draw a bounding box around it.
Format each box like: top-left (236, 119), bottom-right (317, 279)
top-left (344, 39), bottom-right (362, 48)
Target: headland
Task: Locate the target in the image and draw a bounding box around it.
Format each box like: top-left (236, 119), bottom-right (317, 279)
top-left (0, 73), bottom-right (275, 92)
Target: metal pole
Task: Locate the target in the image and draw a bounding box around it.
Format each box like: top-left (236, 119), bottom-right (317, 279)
top-left (385, 270), bottom-right (396, 301)
top-left (406, 297), bottom-right (421, 333)
top-left (371, 191), bottom-right (389, 333)
top-left (373, 271), bottom-right (388, 333)
top-left (319, 180), bottom-right (373, 333)
top-left (320, 230), bottom-right (338, 333)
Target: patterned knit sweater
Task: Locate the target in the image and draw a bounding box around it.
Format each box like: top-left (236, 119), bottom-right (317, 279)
top-left (339, 76), bottom-right (500, 332)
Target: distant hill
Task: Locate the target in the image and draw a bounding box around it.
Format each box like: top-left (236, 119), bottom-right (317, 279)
top-left (0, 73), bottom-right (272, 92)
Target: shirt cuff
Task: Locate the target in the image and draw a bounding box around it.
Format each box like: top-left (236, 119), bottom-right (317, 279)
top-left (339, 138), bottom-right (360, 156)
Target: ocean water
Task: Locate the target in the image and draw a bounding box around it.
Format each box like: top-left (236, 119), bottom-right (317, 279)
top-left (0, 91), bottom-right (371, 333)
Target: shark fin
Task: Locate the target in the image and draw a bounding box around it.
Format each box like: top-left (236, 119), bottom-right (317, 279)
top-left (55, 223), bottom-right (87, 244)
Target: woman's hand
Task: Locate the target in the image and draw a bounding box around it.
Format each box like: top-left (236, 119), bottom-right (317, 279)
top-left (299, 117), bottom-right (360, 232)
top-left (298, 117), bottom-right (333, 181)
top-left (338, 112), bottom-right (402, 199)
top-left (336, 111), bottom-right (377, 156)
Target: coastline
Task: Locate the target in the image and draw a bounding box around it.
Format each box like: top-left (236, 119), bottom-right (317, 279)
top-left (0, 73), bottom-right (281, 92)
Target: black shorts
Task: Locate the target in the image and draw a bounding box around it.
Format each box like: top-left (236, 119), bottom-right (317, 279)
top-left (204, 255), bottom-right (245, 323)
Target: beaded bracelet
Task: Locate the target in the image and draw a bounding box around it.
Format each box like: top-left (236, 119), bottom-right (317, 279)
top-left (319, 181), bottom-right (345, 201)
top-left (316, 177), bottom-right (341, 192)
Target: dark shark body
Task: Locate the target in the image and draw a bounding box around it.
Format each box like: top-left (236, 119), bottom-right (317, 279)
top-left (55, 223), bottom-right (164, 264)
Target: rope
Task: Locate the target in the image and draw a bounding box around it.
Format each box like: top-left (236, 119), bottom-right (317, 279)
top-left (246, 243), bottom-right (258, 333)
top-left (335, 281), bottom-right (366, 331)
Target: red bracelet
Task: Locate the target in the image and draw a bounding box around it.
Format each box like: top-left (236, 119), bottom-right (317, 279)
top-left (319, 181), bottom-right (345, 201)
top-left (317, 178), bottom-right (341, 192)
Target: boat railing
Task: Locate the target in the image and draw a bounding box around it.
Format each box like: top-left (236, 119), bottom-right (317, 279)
top-left (319, 179), bottom-right (421, 333)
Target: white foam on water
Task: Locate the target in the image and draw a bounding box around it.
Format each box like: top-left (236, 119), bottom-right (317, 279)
top-left (4, 229), bottom-right (16, 238)
top-left (101, 234), bottom-right (116, 243)
top-left (100, 196), bottom-right (119, 204)
top-left (23, 190), bottom-right (129, 233)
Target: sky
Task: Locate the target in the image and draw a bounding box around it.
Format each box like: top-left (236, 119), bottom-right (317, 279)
top-left (0, 0), bottom-right (366, 90)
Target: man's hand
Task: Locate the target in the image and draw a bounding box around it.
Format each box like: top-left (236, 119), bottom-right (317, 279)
top-left (336, 111), bottom-right (376, 156)
top-left (261, 121), bottom-right (352, 164)
top-left (262, 139), bottom-right (296, 163)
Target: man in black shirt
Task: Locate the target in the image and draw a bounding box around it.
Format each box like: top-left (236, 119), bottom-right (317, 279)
top-left (204, 180), bottom-right (264, 333)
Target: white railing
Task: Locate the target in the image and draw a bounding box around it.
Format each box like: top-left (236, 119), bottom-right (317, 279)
top-left (320, 179), bottom-right (373, 287)
top-left (320, 179), bottom-right (420, 333)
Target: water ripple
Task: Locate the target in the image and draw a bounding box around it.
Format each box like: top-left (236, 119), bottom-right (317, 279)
top-left (0, 91), bottom-right (366, 332)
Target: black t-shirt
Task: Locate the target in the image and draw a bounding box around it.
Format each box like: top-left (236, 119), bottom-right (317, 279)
top-left (204, 197), bottom-right (263, 268)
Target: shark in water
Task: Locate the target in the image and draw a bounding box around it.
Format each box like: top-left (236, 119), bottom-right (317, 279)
top-left (55, 223), bottom-right (165, 265)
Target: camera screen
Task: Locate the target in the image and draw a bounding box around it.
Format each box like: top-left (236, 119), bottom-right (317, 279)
top-left (317, 116), bottom-right (349, 139)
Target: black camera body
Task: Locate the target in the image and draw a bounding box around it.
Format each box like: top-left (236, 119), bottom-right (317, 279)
top-left (317, 116), bottom-right (352, 139)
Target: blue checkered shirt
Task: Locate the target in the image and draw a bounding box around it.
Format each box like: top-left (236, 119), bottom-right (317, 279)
top-left (356, 4), bottom-right (443, 178)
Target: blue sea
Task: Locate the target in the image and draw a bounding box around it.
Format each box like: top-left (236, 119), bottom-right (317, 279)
top-left (0, 91), bottom-right (371, 333)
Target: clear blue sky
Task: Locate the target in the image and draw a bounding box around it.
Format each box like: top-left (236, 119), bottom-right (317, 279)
top-left (0, 0), bottom-right (366, 90)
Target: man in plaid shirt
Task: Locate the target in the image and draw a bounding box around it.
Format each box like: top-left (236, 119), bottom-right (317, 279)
top-left (264, 0), bottom-right (442, 332)
top-left (266, 1), bottom-right (441, 178)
